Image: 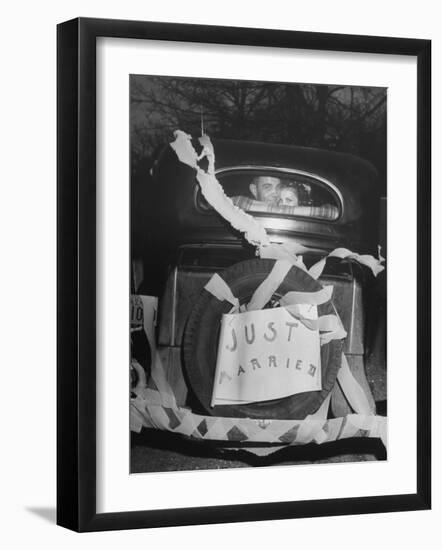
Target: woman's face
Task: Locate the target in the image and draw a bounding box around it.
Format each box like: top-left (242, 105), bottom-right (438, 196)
top-left (279, 187), bottom-right (299, 206)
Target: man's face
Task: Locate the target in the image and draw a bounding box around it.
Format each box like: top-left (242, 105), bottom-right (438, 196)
top-left (249, 176), bottom-right (281, 204)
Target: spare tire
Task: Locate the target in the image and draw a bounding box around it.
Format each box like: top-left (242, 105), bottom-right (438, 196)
top-left (183, 259), bottom-right (343, 420)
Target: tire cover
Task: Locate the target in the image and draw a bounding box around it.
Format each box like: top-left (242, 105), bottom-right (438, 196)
top-left (183, 259), bottom-right (343, 420)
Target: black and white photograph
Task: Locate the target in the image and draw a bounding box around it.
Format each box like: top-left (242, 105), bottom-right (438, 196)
top-left (0, 0), bottom-right (435, 542)
top-left (129, 75), bottom-right (388, 473)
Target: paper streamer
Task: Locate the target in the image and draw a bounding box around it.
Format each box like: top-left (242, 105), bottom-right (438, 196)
top-left (204, 272), bottom-right (344, 339)
top-left (169, 130), bottom-right (199, 169)
top-left (196, 171), bottom-right (270, 246)
top-left (337, 353), bottom-right (375, 415)
top-left (130, 383), bottom-right (386, 448)
top-left (284, 304), bottom-right (319, 330)
top-left (280, 285), bottom-right (333, 307)
top-left (309, 247), bottom-right (385, 279)
top-left (130, 342), bottom-right (385, 451)
top-left (318, 314), bottom-right (348, 345)
top-left (198, 134), bottom-right (216, 175)
top-left (259, 242), bottom-right (309, 265)
top-left (170, 131), bottom-right (269, 247)
top-left (204, 273), bottom-right (240, 309)
top-left (247, 260), bottom-right (293, 311)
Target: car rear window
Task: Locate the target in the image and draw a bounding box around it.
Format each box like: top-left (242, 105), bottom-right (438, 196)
top-left (198, 169), bottom-right (340, 221)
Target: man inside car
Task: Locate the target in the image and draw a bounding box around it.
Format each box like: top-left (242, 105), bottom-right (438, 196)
top-left (232, 175), bottom-right (283, 213)
top-left (233, 176), bottom-right (301, 213)
top-left (249, 175), bottom-right (281, 205)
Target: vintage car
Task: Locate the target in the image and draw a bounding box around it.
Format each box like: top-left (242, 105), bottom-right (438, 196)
top-left (135, 138), bottom-right (386, 420)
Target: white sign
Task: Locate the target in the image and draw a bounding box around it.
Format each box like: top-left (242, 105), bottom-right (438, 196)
top-left (211, 305), bottom-right (322, 406)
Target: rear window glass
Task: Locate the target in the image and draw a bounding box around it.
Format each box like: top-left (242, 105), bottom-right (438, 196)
top-left (199, 170), bottom-right (340, 221)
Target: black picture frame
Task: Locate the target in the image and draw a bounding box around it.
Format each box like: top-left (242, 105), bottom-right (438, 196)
top-left (57, 17), bottom-right (431, 532)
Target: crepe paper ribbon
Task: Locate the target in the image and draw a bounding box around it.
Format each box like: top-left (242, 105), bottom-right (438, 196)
top-left (281, 307), bottom-right (347, 342)
top-left (170, 131), bottom-right (270, 247)
top-left (284, 304), bottom-right (319, 331)
top-left (196, 171), bottom-right (270, 246)
top-left (309, 392), bottom-right (332, 421)
top-left (318, 314), bottom-right (348, 345)
top-left (259, 242), bottom-right (310, 266)
top-left (131, 360), bottom-right (147, 389)
top-left (204, 273), bottom-right (240, 309)
top-left (280, 310), bottom-right (347, 342)
top-left (169, 130), bottom-right (200, 169)
top-left (130, 346), bottom-right (384, 452)
top-left (204, 266), bottom-right (345, 341)
top-left (299, 392), bottom-right (333, 444)
top-left (130, 389), bottom-right (386, 449)
top-left (309, 247), bottom-right (385, 280)
top-left (204, 267), bottom-right (345, 340)
top-left (356, 413), bottom-right (387, 447)
top-left (279, 285), bottom-right (333, 307)
top-left (337, 353), bottom-right (375, 415)
top-left (149, 359), bottom-right (179, 410)
top-left (197, 135), bottom-right (216, 175)
top-left (247, 260), bottom-right (293, 311)
top-left (296, 418), bottom-right (329, 445)
top-left (130, 406), bottom-right (145, 433)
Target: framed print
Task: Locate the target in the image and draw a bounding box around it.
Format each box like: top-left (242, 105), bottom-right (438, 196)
top-left (57, 17), bottom-right (431, 532)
